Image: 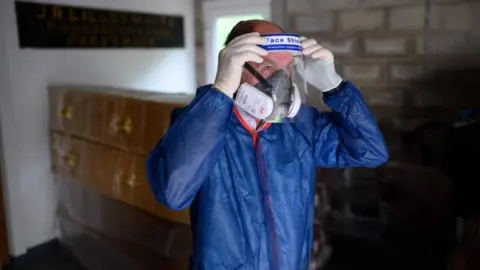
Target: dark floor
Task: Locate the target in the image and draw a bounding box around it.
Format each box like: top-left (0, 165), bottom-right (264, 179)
top-left (3, 240), bottom-right (85, 270)
top-left (324, 234), bottom-right (450, 270)
top-left (1, 236), bottom-right (450, 270)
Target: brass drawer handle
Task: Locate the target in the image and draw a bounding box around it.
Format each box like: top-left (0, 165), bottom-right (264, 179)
top-left (127, 173), bottom-right (138, 188)
top-left (114, 171), bottom-right (138, 189)
top-left (109, 115), bottom-right (133, 135)
top-left (123, 116), bottom-right (133, 134)
top-left (63, 152), bottom-right (76, 167)
top-left (60, 106), bottom-right (73, 120)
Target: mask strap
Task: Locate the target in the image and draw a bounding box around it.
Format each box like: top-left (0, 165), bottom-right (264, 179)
top-left (244, 63), bottom-right (273, 90)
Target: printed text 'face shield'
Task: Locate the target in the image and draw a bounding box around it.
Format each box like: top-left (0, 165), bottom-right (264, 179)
top-left (234, 34), bottom-right (308, 123)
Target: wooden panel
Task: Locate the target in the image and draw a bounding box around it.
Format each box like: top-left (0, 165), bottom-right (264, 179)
top-left (90, 144), bottom-right (120, 197)
top-left (49, 85), bottom-right (194, 253)
top-left (0, 151), bottom-right (10, 266)
top-left (50, 132), bottom-right (61, 173)
top-left (104, 96), bottom-right (145, 152)
top-left (85, 92), bottom-right (107, 142)
top-left (129, 155), bottom-right (156, 213)
top-left (53, 133), bottom-right (82, 181)
top-left (153, 204), bottom-right (190, 225)
top-left (59, 91), bottom-right (87, 136)
top-left (48, 87), bottom-right (63, 131)
top-left (143, 101), bottom-right (184, 154)
top-left (57, 179), bottom-right (191, 270)
top-left (110, 152), bottom-right (138, 206)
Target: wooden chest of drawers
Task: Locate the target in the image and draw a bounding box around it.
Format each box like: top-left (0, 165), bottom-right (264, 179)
top-left (49, 86), bottom-right (193, 224)
top-left (49, 85), bottom-right (194, 269)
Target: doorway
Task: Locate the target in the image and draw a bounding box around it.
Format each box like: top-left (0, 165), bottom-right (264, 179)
top-left (0, 156), bottom-right (10, 266)
top-left (202, 0), bottom-right (271, 84)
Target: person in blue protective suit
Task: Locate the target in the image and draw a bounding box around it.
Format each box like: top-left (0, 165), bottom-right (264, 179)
top-left (146, 20), bottom-right (388, 270)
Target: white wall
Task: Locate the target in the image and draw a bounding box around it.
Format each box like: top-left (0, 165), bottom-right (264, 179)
top-left (0, 0), bottom-right (196, 256)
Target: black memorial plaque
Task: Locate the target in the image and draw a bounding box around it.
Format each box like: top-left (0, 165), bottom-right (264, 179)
top-left (15, 1), bottom-right (185, 48)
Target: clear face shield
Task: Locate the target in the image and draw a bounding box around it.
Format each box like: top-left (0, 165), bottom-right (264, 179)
top-left (234, 34), bottom-right (308, 123)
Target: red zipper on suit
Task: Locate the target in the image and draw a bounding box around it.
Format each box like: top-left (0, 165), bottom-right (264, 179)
top-left (233, 108), bottom-right (279, 270)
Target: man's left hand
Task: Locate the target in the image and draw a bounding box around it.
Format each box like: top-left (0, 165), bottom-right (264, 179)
top-left (300, 37), bottom-right (343, 93)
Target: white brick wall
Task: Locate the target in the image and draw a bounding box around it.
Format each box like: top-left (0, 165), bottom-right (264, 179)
top-left (413, 91), bottom-right (453, 107)
top-left (339, 9), bottom-right (385, 31)
top-left (364, 88), bottom-right (404, 106)
top-left (320, 38), bottom-right (357, 56)
top-left (193, 0), bottom-right (480, 121)
top-left (293, 12), bottom-right (335, 33)
top-left (389, 5), bottom-right (425, 30)
top-left (415, 33), bottom-right (469, 54)
top-left (389, 63), bottom-right (423, 80)
top-left (314, 0), bottom-right (360, 11)
top-left (343, 64), bottom-right (382, 81)
top-left (430, 3), bottom-right (477, 30)
top-left (287, 0), bottom-right (313, 14)
top-left (468, 31), bottom-right (480, 53)
top-left (364, 36), bottom-right (409, 55)
top-left (359, 0), bottom-right (422, 8)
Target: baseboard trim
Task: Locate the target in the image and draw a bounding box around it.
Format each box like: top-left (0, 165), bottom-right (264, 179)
top-left (3, 239), bottom-right (60, 269)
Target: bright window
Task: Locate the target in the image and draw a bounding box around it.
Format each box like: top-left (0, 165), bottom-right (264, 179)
top-left (203, 0), bottom-right (271, 84)
top-left (215, 14), bottom-right (265, 54)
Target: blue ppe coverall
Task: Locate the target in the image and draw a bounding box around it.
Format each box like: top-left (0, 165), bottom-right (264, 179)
top-left (146, 81), bottom-right (388, 270)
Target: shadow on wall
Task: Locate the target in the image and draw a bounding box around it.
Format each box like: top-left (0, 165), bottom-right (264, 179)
top-left (317, 58), bottom-right (480, 269)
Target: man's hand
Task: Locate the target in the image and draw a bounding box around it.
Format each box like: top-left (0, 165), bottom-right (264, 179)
top-left (301, 37), bottom-right (343, 93)
top-left (213, 32), bottom-right (267, 98)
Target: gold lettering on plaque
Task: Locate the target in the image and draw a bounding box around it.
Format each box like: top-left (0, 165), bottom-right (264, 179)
top-left (52, 7), bottom-right (63, 20)
top-left (80, 10), bottom-right (96, 23)
top-left (69, 8), bottom-right (79, 22)
top-left (38, 5), bottom-right (47, 19)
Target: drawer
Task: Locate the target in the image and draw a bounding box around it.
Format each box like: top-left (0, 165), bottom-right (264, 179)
top-left (103, 96), bottom-right (145, 152)
top-left (79, 140), bottom-right (97, 187)
top-left (52, 134), bottom-right (83, 181)
top-left (85, 92), bottom-right (107, 142)
top-left (50, 132), bottom-right (60, 174)
top-left (88, 144), bottom-right (121, 197)
top-left (143, 101), bottom-right (183, 154)
top-left (129, 155), bottom-right (156, 213)
top-left (110, 154), bottom-right (155, 213)
top-left (49, 88), bottom-right (64, 131)
top-left (57, 90), bottom-right (87, 136)
top-left (110, 152), bottom-right (135, 205)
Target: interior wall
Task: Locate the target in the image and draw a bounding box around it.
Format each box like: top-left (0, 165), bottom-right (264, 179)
top-left (0, 0), bottom-right (195, 256)
top-left (196, 0), bottom-right (480, 125)
top-left (286, 0), bottom-right (480, 126)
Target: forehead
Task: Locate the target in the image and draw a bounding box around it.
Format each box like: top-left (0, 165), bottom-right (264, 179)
top-left (264, 51), bottom-right (293, 68)
top-left (252, 21), bottom-right (283, 35)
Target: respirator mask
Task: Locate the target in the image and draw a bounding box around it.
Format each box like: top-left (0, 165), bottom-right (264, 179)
top-left (234, 34), bottom-right (308, 123)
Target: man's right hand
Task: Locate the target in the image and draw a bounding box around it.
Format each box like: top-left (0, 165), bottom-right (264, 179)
top-left (213, 32), bottom-right (267, 98)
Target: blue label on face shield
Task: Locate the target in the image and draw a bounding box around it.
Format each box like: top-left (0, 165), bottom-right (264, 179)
top-left (260, 34), bottom-right (302, 52)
